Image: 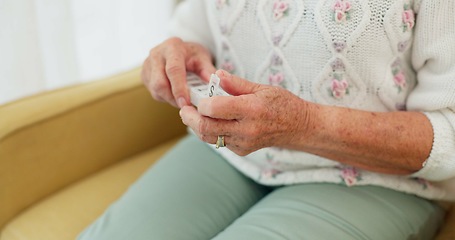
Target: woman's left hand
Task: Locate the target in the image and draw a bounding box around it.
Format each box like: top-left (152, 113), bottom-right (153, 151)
top-left (179, 70), bottom-right (313, 156)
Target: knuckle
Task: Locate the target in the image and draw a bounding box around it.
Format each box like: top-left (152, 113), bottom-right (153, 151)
top-left (149, 46), bottom-right (162, 59)
top-left (150, 54), bottom-right (161, 64)
top-left (148, 81), bottom-right (169, 100)
top-left (148, 48), bottom-right (157, 57)
top-left (165, 64), bottom-right (182, 76)
top-left (251, 101), bottom-right (267, 116)
top-left (148, 86), bottom-right (165, 102)
top-left (149, 88), bottom-right (160, 99)
top-left (149, 88), bottom-right (163, 101)
top-left (150, 79), bottom-right (167, 92)
top-left (166, 37), bottom-right (183, 45)
top-left (197, 119), bottom-right (210, 135)
top-left (166, 38), bottom-right (188, 57)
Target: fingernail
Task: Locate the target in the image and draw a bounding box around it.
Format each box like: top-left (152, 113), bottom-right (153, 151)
top-left (216, 69), bottom-right (226, 78)
top-left (177, 97), bottom-right (187, 108)
top-left (179, 108), bottom-right (187, 125)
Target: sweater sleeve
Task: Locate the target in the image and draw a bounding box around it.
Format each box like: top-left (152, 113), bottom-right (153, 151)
top-left (407, 0), bottom-right (455, 181)
top-left (168, 0), bottom-right (216, 54)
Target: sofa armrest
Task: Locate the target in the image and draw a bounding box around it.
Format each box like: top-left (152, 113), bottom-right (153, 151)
top-left (0, 68), bottom-right (186, 229)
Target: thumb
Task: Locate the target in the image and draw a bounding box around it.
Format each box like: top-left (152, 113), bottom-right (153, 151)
top-left (216, 69), bottom-right (260, 96)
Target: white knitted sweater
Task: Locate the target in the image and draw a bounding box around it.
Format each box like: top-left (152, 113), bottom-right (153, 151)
top-left (169, 0), bottom-right (455, 201)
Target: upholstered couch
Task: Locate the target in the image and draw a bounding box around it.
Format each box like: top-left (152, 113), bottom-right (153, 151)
top-left (0, 69), bottom-right (453, 239)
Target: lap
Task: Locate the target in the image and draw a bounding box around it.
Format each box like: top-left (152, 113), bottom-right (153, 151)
top-left (77, 135), bottom-right (271, 240)
top-left (78, 135), bottom-right (445, 240)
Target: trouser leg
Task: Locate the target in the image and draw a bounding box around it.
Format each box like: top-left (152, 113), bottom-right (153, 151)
top-left (77, 135), bottom-right (271, 240)
top-left (213, 183), bottom-right (445, 240)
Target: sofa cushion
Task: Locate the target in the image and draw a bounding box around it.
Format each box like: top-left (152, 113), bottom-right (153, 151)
top-left (0, 137), bottom-right (182, 240)
top-left (0, 68), bottom-right (186, 229)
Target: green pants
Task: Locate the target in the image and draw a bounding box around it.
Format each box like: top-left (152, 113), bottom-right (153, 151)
top-left (78, 135), bottom-right (444, 240)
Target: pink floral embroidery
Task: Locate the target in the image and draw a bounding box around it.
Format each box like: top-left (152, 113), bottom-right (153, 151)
top-left (262, 169), bottom-right (281, 179)
top-left (332, 0), bottom-right (352, 23)
top-left (216, 0), bottom-right (229, 9)
top-left (221, 60), bottom-right (235, 73)
top-left (402, 5), bottom-right (415, 32)
top-left (331, 78), bottom-right (349, 99)
top-left (273, 0), bottom-right (290, 21)
top-left (415, 178), bottom-right (431, 190)
top-left (269, 72), bottom-right (285, 86)
top-left (392, 59), bottom-right (407, 93)
top-left (393, 70), bottom-right (407, 91)
top-left (339, 166), bottom-right (362, 186)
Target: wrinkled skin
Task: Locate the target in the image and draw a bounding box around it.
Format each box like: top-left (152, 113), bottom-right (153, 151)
top-left (141, 37), bottom-right (311, 156)
top-left (142, 37), bottom-right (432, 175)
top-left (179, 69), bottom-right (311, 156)
top-left (141, 37), bottom-right (216, 108)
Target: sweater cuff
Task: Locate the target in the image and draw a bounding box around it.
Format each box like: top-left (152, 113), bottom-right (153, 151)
top-left (411, 110), bottom-right (455, 181)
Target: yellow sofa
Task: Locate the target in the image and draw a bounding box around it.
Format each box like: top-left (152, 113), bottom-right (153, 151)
top-left (0, 68), bottom-right (453, 240)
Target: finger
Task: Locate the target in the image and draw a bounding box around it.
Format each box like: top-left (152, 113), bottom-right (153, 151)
top-left (187, 57), bottom-right (217, 83)
top-left (216, 69), bottom-right (261, 96)
top-left (148, 55), bottom-right (178, 107)
top-left (197, 95), bottom-right (258, 120)
top-left (180, 106), bottom-right (235, 141)
top-left (185, 42), bottom-right (216, 82)
top-left (180, 107), bottom-right (254, 154)
top-left (165, 49), bottom-right (190, 108)
top-left (180, 106), bottom-right (215, 143)
top-left (199, 62), bottom-right (217, 82)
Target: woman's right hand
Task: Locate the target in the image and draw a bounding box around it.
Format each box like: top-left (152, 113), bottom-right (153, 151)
top-left (141, 37), bottom-right (216, 108)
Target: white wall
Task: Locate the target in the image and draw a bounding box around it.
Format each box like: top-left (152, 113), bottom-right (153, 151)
top-left (0, 0), bottom-right (176, 104)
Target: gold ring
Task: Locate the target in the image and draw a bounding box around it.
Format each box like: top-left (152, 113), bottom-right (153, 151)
top-left (216, 135), bottom-right (226, 149)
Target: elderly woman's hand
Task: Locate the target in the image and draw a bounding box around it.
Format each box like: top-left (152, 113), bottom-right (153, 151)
top-left (141, 37), bottom-right (216, 108)
top-left (180, 70), bottom-right (432, 174)
top-left (179, 70), bottom-right (313, 156)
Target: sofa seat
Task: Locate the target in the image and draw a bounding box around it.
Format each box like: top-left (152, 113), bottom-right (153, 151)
top-left (1, 137), bottom-right (181, 240)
